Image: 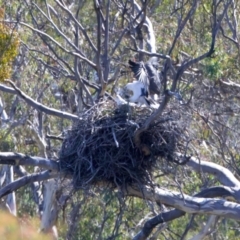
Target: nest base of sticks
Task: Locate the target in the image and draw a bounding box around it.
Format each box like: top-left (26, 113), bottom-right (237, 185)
top-left (59, 101), bottom-right (183, 189)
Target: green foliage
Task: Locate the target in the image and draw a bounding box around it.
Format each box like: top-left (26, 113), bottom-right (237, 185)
top-left (0, 129), bottom-right (14, 151)
top-left (203, 49), bottom-right (229, 80)
top-left (0, 11), bottom-right (19, 81)
top-left (0, 0), bottom-right (240, 239)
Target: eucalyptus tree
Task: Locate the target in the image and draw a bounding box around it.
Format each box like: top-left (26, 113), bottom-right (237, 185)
top-left (0, 0), bottom-right (239, 239)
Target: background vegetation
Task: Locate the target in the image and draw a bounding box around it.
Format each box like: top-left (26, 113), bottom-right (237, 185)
top-left (0, 0), bottom-right (239, 239)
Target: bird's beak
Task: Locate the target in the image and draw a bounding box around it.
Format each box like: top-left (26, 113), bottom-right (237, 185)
top-left (124, 89), bottom-right (133, 99)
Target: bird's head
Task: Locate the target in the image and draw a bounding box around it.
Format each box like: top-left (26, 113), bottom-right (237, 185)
top-left (121, 85), bottom-right (134, 100)
top-left (120, 81), bottom-right (145, 101)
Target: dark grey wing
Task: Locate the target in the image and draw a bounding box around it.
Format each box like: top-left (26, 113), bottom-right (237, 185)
top-left (145, 60), bottom-right (161, 95)
top-left (139, 86), bottom-right (158, 108)
top-left (140, 87), bottom-right (149, 98)
top-left (128, 59), bottom-right (149, 90)
top-left (139, 94), bottom-right (159, 108)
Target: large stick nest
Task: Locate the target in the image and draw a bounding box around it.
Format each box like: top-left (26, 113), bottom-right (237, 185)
top-left (59, 101), bottom-right (185, 189)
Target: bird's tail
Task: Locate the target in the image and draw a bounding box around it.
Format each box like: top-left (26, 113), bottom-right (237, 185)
top-left (144, 97), bottom-right (159, 109)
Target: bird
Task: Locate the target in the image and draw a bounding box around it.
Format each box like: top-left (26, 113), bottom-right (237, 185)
top-left (114, 92), bottom-right (136, 106)
top-left (121, 80), bottom-right (159, 109)
top-left (128, 58), bottom-right (161, 96)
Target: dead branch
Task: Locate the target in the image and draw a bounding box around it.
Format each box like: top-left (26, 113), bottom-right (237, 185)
top-left (132, 185), bottom-right (234, 240)
top-left (186, 155), bottom-right (240, 188)
top-left (0, 81), bottom-right (79, 121)
top-left (0, 170), bottom-right (59, 199)
top-left (127, 185), bottom-right (240, 221)
top-left (0, 152), bottom-right (59, 170)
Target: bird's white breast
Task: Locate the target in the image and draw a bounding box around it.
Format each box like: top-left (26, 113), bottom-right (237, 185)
top-left (125, 81), bottom-right (145, 102)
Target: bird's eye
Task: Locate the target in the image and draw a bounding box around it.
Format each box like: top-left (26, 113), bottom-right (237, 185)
top-left (125, 89), bottom-right (133, 98)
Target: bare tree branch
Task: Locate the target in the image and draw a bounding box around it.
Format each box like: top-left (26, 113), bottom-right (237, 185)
top-left (128, 48), bottom-right (170, 60)
top-left (186, 155), bottom-right (240, 188)
top-left (54, 0), bottom-right (97, 53)
top-left (127, 185), bottom-right (240, 221)
top-left (133, 209), bottom-right (184, 240)
top-left (0, 81), bottom-right (80, 121)
top-left (0, 152), bottom-right (59, 170)
top-left (5, 20), bottom-right (97, 69)
top-left (132, 185), bottom-right (234, 240)
top-left (0, 170), bottom-right (58, 199)
top-left (169, 0), bottom-right (199, 55)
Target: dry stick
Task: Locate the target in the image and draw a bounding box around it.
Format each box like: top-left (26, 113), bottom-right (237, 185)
top-left (134, 93), bottom-right (170, 147)
top-left (66, 203), bottom-right (81, 239)
top-left (103, 0), bottom-right (110, 83)
top-left (180, 215), bottom-right (196, 240)
top-left (22, 41), bottom-right (74, 79)
top-left (112, 127), bottom-right (119, 148)
top-left (55, 0), bottom-right (97, 53)
top-left (34, 2), bottom-right (86, 58)
top-left (13, 20), bottom-right (97, 69)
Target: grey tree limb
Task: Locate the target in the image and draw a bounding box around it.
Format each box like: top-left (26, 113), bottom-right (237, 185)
top-left (0, 170), bottom-right (58, 199)
top-left (132, 185), bottom-right (235, 240)
top-left (0, 81), bottom-right (80, 121)
top-left (133, 209), bottom-right (184, 240)
top-left (0, 152), bottom-right (59, 170)
top-left (127, 185), bottom-right (240, 221)
top-left (186, 155), bottom-right (240, 188)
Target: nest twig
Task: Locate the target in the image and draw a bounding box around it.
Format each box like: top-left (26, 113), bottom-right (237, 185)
top-left (59, 101), bottom-right (184, 189)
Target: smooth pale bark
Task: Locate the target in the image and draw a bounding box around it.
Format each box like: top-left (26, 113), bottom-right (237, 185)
top-left (6, 166), bottom-right (17, 216)
top-left (128, 186), bottom-right (240, 221)
top-left (133, 0), bottom-right (156, 53)
top-left (0, 96), bottom-right (8, 129)
top-left (0, 100), bottom-right (17, 216)
top-left (40, 179), bottom-right (58, 240)
top-left (186, 156), bottom-right (240, 187)
top-left (0, 165), bottom-right (7, 186)
top-left (132, 185), bottom-right (237, 240)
